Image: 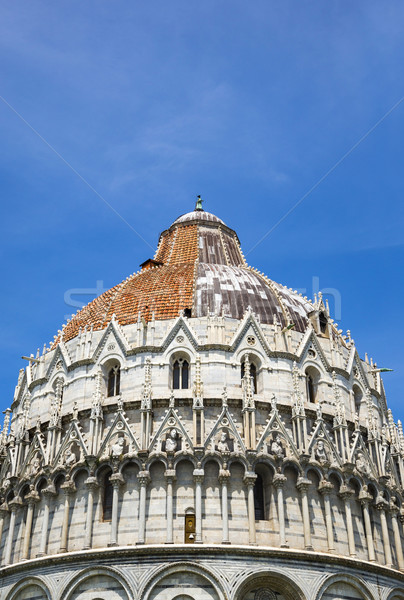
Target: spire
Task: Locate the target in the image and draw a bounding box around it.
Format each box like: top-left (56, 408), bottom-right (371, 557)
top-left (195, 194), bottom-right (203, 211)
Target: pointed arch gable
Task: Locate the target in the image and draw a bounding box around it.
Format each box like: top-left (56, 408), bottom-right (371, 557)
top-left (161, 316), bottom-right (200, 352)
top-left (205, 405), bottom-right (246, 454)
top-left (98, 409), bottom-right (140, 459)
top-left (149, 406), bottom-right (194, 455)
top-left (52, 420), bottom-right (88, 468)
top-left (295, 328), bottom-right (330, 373)
top-left (256, 408), bottom-right (298, 460)
top-left (45, 343), bottom-right (71, 381)
top-left (91, 320), bottom-right (130, 363)
top-left (229, 311), bottom-right (273, 356)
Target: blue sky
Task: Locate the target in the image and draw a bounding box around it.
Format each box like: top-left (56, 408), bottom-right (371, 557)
top-left (0, 2), bottom-right (403, 420)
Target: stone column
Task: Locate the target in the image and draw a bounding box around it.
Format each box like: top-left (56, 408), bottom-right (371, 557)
top-left (0, 504), bottom-right (9, 561)
top-left (193, 468), bottom-right (204, 544)
top-left (339, 485), bottom-right (356, 557)
top-left (273, 473), bottom-right (288, 548)
top-left (390, 504), bottom-right (404, 571)
top-left (60, 480), bottom-right (76, 553)
top-left (21, 490), bottom-right (39, 560)
top-left (318, 480), bottom-right (335, 553)
top-left (164, 469), bottom-right (176, 544)
top-left (137, 470), bottom-right (150, 545)
top-left (243, 472), bottom-right (257, 545)
top-left (4, 497), bottom-right (22, 566)
top-left (296, 478), bottom-right (313, 550)
top-left (376, 498), bottom-right (393, 568)
top-left (400, 507), bottom-right (404, 540)
top-left (219, 468), bottom-right (231, 544)
top-left (359, 491), bottom-right (376, 562)
top-left (83, 476), bottom-right (98, 550)
top-left (109, 473), bottom-right (125, 547)
top-left (37, 483), bottom-right (57, 557)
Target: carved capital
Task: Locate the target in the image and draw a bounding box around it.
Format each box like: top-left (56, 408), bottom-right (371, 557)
top-left (338, 485), bottom-right (355, 501)
top-left (61, 480), bottom-right (76, 496)
top-left (358, 490), bottom-right (372, 505)
top-left (375, 495), bottom-right (389, 511)
top-left (193, 468), bottom-right (204, 484)
top-left (137, 471), bottom-right (151, 487)
top-left (26, 490), bottom-right (40, 505)
top-left (43, 483), bottom-right (57, 498)
top-left (273, 473), bottom-right (287, 489)
top-left (243, 472), bottom-right (257, 487)
top-left (110, 473), bottom-right (125, 487)
top-left (9, 496), bottom-right (23, 512)
top-left (318, 480), bottom-right (333, 496)
top-left (296, 477), bottom-right (311, 493)
top-left (164, 469), bottom-right (176, 483)
top-left (84, 476), bottom-right (99, 491)
top-left (219, 469), bottom-right (231, 484)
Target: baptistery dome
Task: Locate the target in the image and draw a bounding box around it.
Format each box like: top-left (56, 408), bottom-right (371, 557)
top-left (0, 203), bottom-right (404, 600)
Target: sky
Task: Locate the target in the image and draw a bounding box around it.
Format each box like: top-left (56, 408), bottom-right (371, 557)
top-left (0, 1), bottom-right (403, 421)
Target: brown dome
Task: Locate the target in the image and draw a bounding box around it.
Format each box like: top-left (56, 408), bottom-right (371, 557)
top-left (57, 208), bottom-right (312, 344)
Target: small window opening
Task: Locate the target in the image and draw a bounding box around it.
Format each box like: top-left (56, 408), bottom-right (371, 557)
top-left (196, 414), bottom-right (202, 446)
top-left (184, 513), bottom-right (196, 543)
top-left (107, 365), bottom-right (120, 397)
top-left (173, 358), bottom-right (189, 390)
top-left (183, 308), bottom-right (192, 318)
top-left (103, 472), bottom-right (113, 521)
top-left (241, 360), bottom-right (257, 393)
top-left (254, 473), bottom-right (265, 520)
top-left (307, 374), bottom-right (316, 403)
top-left (319, 312), bottom-right (328, 335)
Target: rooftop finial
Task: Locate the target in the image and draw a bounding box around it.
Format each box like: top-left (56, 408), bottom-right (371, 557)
top-left (195, 195), bottom-right (203, 211)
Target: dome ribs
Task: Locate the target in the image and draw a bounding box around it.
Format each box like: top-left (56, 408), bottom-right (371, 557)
top-left (156, 224), bottom-right (198, 267)
top-left (103, 264), bottom-right (195, 325)
top-left (220, 229), bottom-right (245, 266)
top-left (198, 226), bottom-right (227, 265)
top-left (58, 284), bottom-right (121, 345)
top-left (51, 209), bottom-right (314, 343)
top-left (195, 264), bottom-right (288, 323)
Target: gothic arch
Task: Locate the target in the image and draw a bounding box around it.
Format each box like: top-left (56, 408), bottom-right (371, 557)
top-left (6, 577), bottom-right (51, 600)
top-left (233, 570), bottom-right (306, 600)
top-left (60, 565), bottom-right (133, 600)
top-left (387, 589), bottom-right (404, 600)
top-left (140, 562), bottom-right (226, 600)
top-left (313, 573), bottom-right (374, 600)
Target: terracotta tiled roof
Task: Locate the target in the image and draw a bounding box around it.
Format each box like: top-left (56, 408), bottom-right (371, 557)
top-left (55, 209), bottom-right (313, 346)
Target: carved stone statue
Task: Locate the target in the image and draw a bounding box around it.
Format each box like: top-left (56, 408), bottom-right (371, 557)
top-left (64, 448), bottom-right (77, 468)
top-left (269, 434), bottom-right (285, 458)
top-left (111, 437), bottom-right (125, 458)
top-left (355, 451), bottom-right (371, 477)
top-left (31, 456), bottom-right (42, 476)
top-left (165, 429), bottom-right (178, 452)
top-left (314, 440), bottom-right (329, 465)
top-left (217, 430), bottom-right (231, 453)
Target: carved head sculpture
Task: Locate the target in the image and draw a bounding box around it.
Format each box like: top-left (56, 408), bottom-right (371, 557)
top-left (111, 436), bottom-right (125, 458)
top-left (314, 439), bottom-right (329, 464)
top-left (217, 429), bottom-right (232, 453)
top-left (269, 433), bottom-right (285, 458)
top-left (165, 428), bottom-right (178, 452)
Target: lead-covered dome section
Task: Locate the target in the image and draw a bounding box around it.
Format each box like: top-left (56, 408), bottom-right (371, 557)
top-left (58, 208), bottom-right (312, 344)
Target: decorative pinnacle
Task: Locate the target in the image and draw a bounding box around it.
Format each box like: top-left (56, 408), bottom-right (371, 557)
top-left (195, 195), bottom-right (203, 211)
